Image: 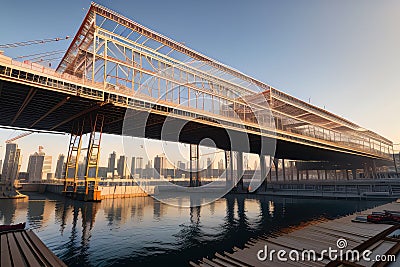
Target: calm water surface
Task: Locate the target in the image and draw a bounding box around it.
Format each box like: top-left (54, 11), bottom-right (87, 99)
top-left (0, 193), bottom-right (390, 266)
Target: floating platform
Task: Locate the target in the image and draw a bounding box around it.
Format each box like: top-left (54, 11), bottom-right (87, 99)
top-left (0, 190), bottom-right (28, 200)
top-left (0, 229), bottom-right (66, 267)
top-left (191, 201), bottom-right (400, 267)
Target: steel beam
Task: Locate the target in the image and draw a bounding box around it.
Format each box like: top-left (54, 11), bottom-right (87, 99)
top-left (11, 87), bottom-right (37, 125)
top-left (30, 97), bottom-right (70, 127)
top-left (50, 102), bottom-right (106, 131)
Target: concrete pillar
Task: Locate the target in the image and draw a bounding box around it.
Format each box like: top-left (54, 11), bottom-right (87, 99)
top-left (225, 150), bottom-right (233, 189)
top-left (306, 170), bottom-right (309, 180)
top-left (372, 160), bottom-right (377, 179)
top-left (282, 159), bottom-right (286, 182)
top-left (260, 155), bottom-right (267, 191)
top-left (290, 161), bottom-right (294, 181)
top-left (325, 169), bottom-right (328, 180)
top-left (352, 169), bottom-right (357, 180)
top-left (273, 158), bottom-right (279, 182)
top-left (317, 170), bottom-right (320, 180)
top-left (237, 151), bottom-right (243, 189)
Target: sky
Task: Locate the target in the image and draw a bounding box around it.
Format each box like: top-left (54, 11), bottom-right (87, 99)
top-left (0, 0), bottom-right (399, 171)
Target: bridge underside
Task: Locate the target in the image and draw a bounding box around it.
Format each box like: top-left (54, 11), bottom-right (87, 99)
top-left (0, 80), bottom-right (392, 169)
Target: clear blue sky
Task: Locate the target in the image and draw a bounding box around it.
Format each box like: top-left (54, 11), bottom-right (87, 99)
top-left (1, 0), bottom-right (399, 171)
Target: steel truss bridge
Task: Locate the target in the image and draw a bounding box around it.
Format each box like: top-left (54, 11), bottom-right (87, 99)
top-left (0, 3), bottom-right (395, 200)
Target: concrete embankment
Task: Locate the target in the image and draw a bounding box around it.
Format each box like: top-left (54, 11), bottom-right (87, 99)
top-left (19, 183), bottom-right (157, 199)
top-left (258, 179), bottom-right (400, 199)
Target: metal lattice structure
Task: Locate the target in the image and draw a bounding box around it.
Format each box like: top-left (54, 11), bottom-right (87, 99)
top-left (55, 2), bottom-right (393, 160)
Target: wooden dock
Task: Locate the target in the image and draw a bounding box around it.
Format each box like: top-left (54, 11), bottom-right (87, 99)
top-left (0, 229), bottom-right (66, 267)
top-left (191, 201), bottom-right (400, 267)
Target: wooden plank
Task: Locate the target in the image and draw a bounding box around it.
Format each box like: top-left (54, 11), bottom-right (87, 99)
top-left (13, 231), bottom-right (42, 267)
top-left (1, 234), bottom-right (12, 267)
top-left (25, 230), bottom-right (67, 267)
top-left (20, 230), bottom-right (50, 267)
top-left (7, 232), bottom-right (27, 267)
top-left (215, 253), bottom-right (248, 267)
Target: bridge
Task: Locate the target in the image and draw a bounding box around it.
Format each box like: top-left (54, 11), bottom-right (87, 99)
top-left (0, 3), bottom-right (395, 200)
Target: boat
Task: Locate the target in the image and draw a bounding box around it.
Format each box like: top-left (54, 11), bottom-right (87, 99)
top-left (0, 222), bottom-right (26, 233)
top-left (351, 215), bottom-right (369, 223)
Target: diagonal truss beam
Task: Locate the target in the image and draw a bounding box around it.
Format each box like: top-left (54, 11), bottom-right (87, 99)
top-left (50, 102), bottom-right (107, 131)
top-left (30, 97), bottom-right (71, 127)
top-left (11, 87), bottom-right (37, 125)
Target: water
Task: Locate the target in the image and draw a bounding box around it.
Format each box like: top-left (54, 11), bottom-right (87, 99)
top-left (0, 193), bottom-right (390, 266)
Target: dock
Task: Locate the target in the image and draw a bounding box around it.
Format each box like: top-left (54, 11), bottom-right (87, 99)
top-left (191, 201), bottom-right (400, 267)
top-left (0, 229), bottom-right (66, 267)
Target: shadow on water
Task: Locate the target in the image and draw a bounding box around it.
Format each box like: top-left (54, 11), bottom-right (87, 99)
top-left (0, 192), bottom-right (391, 267)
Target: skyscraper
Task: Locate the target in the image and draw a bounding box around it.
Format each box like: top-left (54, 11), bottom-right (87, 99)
top-left (154, 155), bottom-right (166, 179)
top-left (136, 157), bottom-right (143, 178)
top-left (108, 151), bottom-right (117, 178)
top-left (130, 157), bottom-right (136, 178)
top-left (207, 157), bottom-right (212, 178)
top-left (55, 154), bottom-right (66, 179)
top-left (1, 143), bottom-right (21, 185)
top-left (27, 146), bottom-right (52, 182)
top-left (117, 155), bottom-right (128, 179)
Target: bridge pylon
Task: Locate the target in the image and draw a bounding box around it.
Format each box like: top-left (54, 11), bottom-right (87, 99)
top-left (63, 113), bottom-right (104, 201)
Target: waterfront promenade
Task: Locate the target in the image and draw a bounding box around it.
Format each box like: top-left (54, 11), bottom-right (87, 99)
top-left (192, 201), bottom-right (400, 266)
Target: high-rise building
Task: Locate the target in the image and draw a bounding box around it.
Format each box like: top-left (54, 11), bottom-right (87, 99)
top-left (207, 158), bottom-right (212, 178)
top-left (1, 143), bottom-right (21, 184)
top-left (130, 157), bottom-right (136, 178)
top-left (136, 157), bottom-right (143, 178)
top-left (27, 146), bottom-right (52, 182)
top-left (55, 154), bottom-right (66, 179)
top-left (154, 155), bottom-right (166, 179)
top-left (108, 151), bottom-right (117, 178)
top-left (117, 155), bottom-right (128, 179)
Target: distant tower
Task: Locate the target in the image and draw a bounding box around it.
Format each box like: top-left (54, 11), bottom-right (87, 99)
top-left (117, 155), bottom-right (127, 179)
top-left (108, 151), bottom-right (117, 178)
top-left (130, 157), bottom-right (136, 178)
top-left (1, 143), bottom-right (21, 185)
top-left (154, 155), bottom-right (166, 179)
top-left (136, 157), bottom-right (143, 178)
top-left (55, 154), bottom-right (66, 178)
top-left (27, 146), bottom-right (52, 182)
top-left (206, 157), bottom-right (212, 178)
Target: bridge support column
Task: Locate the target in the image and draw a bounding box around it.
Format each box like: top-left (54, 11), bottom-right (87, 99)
top-left (83, 114), bottom-right (104, 201)
top-left (352, 169), bottom-right (357, 179)
top-left (306, 170), bottom-right (309, 180)
top-left (325, 169), bottom-right (328, 180)
top-left (225, 150), bottom-right (234, 189)
top-left (372, 160), bottom-right (377, 179)
top-left (282, 159), bottom-right (286, 182)
top-left (64, 114), bottom-right (103, 202)
top-left (273, 158), bottom-right (279, 181)
top-left (64, 121), bottom-right (84, 194)
top-left (236, 151), bottom-right (244, 190)
top-left (190, 144), bottom-right (200, 187)
top-left (260, 155), bottom-right (267, 191)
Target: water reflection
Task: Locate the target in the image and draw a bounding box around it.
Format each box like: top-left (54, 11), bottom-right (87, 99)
top-left (0, 193), bottom-right (390, 267)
